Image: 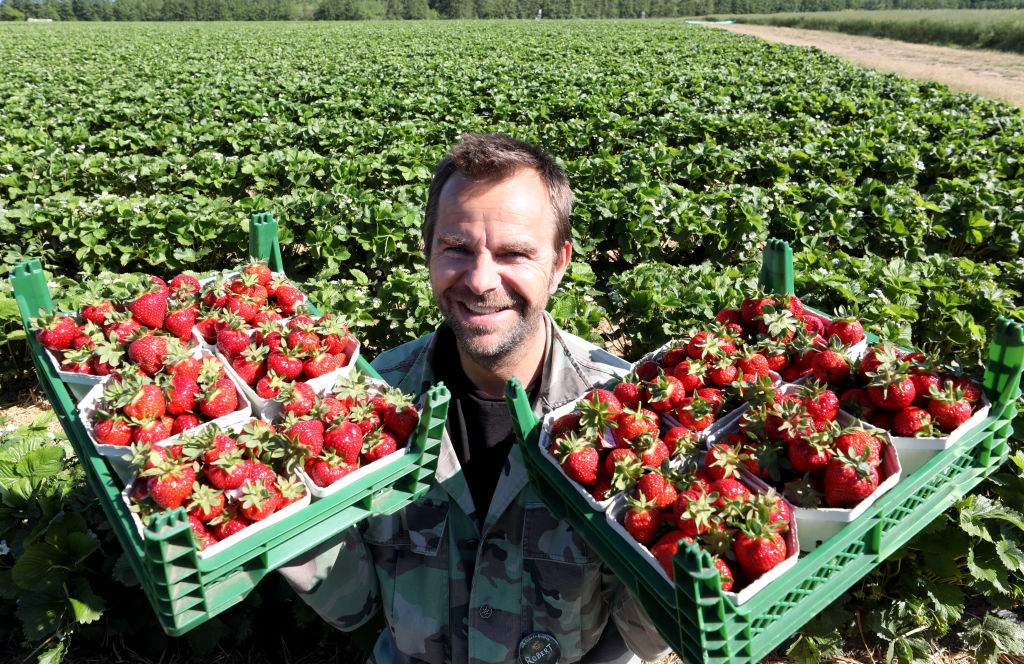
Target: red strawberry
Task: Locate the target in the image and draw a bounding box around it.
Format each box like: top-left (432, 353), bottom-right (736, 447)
top-left (827, 318), bottom-right (864, 346)
top-left (612, 380), bottom-right (643, 411)
top-left (799, 381), bottom-right (839, 422)
top-left (362, 428), bottom-right (398, 463)
top-left (205, 450), bottom-right (250, 490)
top-left (128, 286), bottom-right (168, 329)
top-left (239, 480), bottom-right (282, 522)
top-left (34, 312), bottom-right (78, 351)
top-left (812, 346), bottom-right (850, 385)
top-left (672, 489), bottom-right (717, 537)
top-left (380, 391), bottom-right (420, 442)
top-left (615, 406), bottom-right (658, 443)
top-left (93, 410), bottom-right (134, 446)
top-left (893, 406), bottom-right (934, 437)
top-left (199, 378), bottom-right (239, 419)
top-left (675, 397), bottom-right (715, 431)
top-left (283, 414), bottom-right (326, 456)
top-left (636, 469), bottom-right (677, 509)
top-left (187, 484), bottom-right (226, 523)
top-left (623, 494), bottom-right (662, 545)
top-left (273, 280), bottom-right (305, 314)
top-left (287, 322), bottom-right (320, 355)
top-left (650, 530), bottom-right (694, 581)
top-left (733, 520), bottom-right (787, 580)
top-left (163, 299), bottom-right (197, 341)
top-left (833, 426), bottom-right (882, 466)
top-left (216, 316), bottom-right (250, 360)
top-left (554, 434), bottom-right (599, 486)
top-left (81, 299), bottom-right (115, 326)
top-left (927, 384), bottom-right (972, 433)
top-left (307, 449), bottom-right (358, 487)
top-left (232, 344), bottom-right (270, 386)
top-left (303, 350), bottom-right (339, 379)
top-left (867, 376), bottom-right (916, 412)
top-left (144, 461), bottom-right (195, 510)
top-left (277, 381), bottom-right (317, 417)
top-left (838, 387), bottom-right (877, 421)
top-left (704, 442), bottom-right (744, 481)
top-left (128, 334), bottom-right (169, 375)
top-left (172, 414), bottom-right (201, 435)
top-left (164, 374), bottom-right (200, 415)
top-left (120, 379), bottom-right (167, 420)
top-left (324, 420), bottom-right (364, 464)
top-left (169, 274), bottom-right (201, 296)
top-left (823, 450), bottom-right (880, 507)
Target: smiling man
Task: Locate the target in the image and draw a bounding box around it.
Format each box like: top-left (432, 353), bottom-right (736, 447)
top-left (281, 134), bottom-right (670, 664)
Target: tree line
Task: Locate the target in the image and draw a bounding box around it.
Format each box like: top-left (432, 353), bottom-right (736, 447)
top-left (1, 0), bottom-right (1021, 25)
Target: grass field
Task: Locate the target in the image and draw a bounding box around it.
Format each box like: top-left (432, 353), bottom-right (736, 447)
top-left (725, 9), bottom-right (1024, 53)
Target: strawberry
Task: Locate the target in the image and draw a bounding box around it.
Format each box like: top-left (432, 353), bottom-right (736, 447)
top-left (232, 343), bottom-right (269, 386)
top-left (273, 280), bottom-right (305, 314)
top-left (239, 480), bottom-right (282, 522)
top-left (827, 317), bottom-right (865, 346)
top-left (554, 434), bottom-right (600, 486)
top-left (636, 469), bottom-right (677, 509)
top-left (380, 391), bottom-right (420, 442)
top-left (623, 494), bottom-right (662, 545)
top-left (128, 333), bottom-right (169, 375)
top-left (893, 406), bottom-right (934, 437)
top-left (131, 417), bottom-right (172, 445)
top-left (266, 345), bottom-right (306, 381)
top-left (612, 379), bottom-right (643, 411)
top-left (671, 360), bottom-right (706, 392)
top-left (198, 378), bottom-right (239, 419)
top-left (635, 360), bottom-right (660, 383)
top-left (787, 426), bottom-right (834, 474)
top-left (205, 449), bottom-right (250, 490)
top-left (33, 311), bottom-right (78, 351)
top-left (362, 428), bottom-right (398, 463)
top-left (733, 519), bottom-right (787, 580)
top-left (60, 347), bottom-right (94, 373)
top-left (704, 442), bottom-right (744, 481)
top-left (672, 489), bottom-right (717, 537)
top-left (282, 413), bottom-right (326, 456)
top-left (128, 285), bottom-right (168, 329)
top-left (867, 375), bottom-right (916, 412)
top-left (833, 426), bottom-right (882, 466)
top-left (81, 298), bottom-right (115, 326)
top-left (194, 312), bottom-right (222, 344)
top-left (927, 384), bottom-right (973, 433)
top-left (635, 434), bottom-right (669, 469)
top-left (216, 314), bottom-right (250, 360)
top-left (163, 373), bottom-right (200, 415)
top-left (225, 293), bottom-right (259, 322)
top-left (303, 350), bottom-right (339, 379)
top-left (709, 477), bottom-right (751, 510)
top-left (163, 341), bottom-right (201, 380)
top-left (650, 530), bottom-right (694, 581)
top-left (615, 406), bottom-right (658, 443)
top-left (662, 426), bottom-right (695, 457)
top-left (286, 321), bottom-right (320, 355)
top-left (169, 274), bottom-right (201, 296)
top-left (163, 298), bottom-right (197, 341)
top-left (823, 449), bottom-right (880, 508)
top-left (838, 387), bottom-right (876, 421)
top-left (799, 381), bottom-right (839, 422)
top-left (859, 343), bottom-right (903, 381)
top-left (324, 420), bottom-right (364, 464)
top-left (93, 410), bottom-right (134, 446)
top-left (307, 449), bottom-right (359, 487)
top-left (144, 461), bottom-right (196, 510)
top-left (707, 359), bottom-right (738, 388)
top-left (675, 396), bottom-right (714, 431)
top-left (713, 557), bottom-right (735, 592)
top-left (604, 447), bottom-right (639, 478)
top-left (187, 484), bottom-right (226, 522)
top-left (277, 381), bottom-right (317, 418)
top-left (118, 378), bottom-right (167, 420)
top-left (210, 509), bottom-right (249, 540)
top-left (736, 350), bottom-right (770, 380)
top-left (172, 414), bottom-right (201, 435)
top-left (347, 401), bottom-right (381, 434)
top-left (256, 372), bottom-right (288, 400)
top-left (242, 260), bottom-right (273, 287)
top-left (811, 343), bottom-right (850, 385)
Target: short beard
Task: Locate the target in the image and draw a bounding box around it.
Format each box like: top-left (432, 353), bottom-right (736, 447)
top-left (440, 289), bottom-right (545, 370)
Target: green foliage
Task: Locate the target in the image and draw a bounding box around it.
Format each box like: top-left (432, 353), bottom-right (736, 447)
top-left (961, 614), bottom-right (1024, 664)
top-left (730, 10), bottom-right (1024, 54)
top-left (1, 19), bottom-right (1024, 662)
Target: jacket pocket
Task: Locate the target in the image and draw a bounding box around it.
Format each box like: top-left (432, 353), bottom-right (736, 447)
top-left (364, 499), bottom-right (451, 662)
top-left (521, 503), bottom-right (607, 662)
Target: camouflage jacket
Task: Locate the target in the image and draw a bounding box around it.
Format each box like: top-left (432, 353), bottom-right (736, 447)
top-left (281, 314), bottom-right (670, 664)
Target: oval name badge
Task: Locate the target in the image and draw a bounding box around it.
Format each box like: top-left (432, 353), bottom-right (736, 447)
top-left (518, 632), bottom-right (561, 664)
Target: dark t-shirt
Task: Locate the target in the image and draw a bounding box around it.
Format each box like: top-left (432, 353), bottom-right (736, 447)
top-left (433, 325), bottom-right (541, 523)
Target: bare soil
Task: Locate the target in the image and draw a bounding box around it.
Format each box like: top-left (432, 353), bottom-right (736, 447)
top-left (712, 23), bottom-right (1024, 110)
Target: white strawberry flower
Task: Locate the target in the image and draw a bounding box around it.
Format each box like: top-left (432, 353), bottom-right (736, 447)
top-left (0, 540), bottom-right (9, 556)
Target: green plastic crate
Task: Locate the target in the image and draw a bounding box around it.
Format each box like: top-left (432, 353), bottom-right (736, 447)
top-left (505, 239), bottom-right (1024, 664)
top-left (9, 213), bottom-right (449, 637)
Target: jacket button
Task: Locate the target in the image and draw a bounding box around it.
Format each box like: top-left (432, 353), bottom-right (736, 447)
top-left (478, 604), bottom-right (493, 619)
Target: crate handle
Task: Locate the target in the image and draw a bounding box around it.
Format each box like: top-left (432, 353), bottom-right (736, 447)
top-left (984, 317), bottom-right (1024, 412)
top-left (505, 377), bottom-right (540, 447)
top-left (249, 212), bottom-right (285, 274)
top-left (9, 259), bottom-right (55, 327)
top-left (759, 238), bottom-right (794, 296)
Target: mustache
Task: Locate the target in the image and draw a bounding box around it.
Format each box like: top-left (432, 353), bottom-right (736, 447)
top-left (447, 287), bottom-right (525, 310)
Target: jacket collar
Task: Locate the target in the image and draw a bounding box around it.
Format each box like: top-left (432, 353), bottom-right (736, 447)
top-left (397, 314), bottom-right (597, 533)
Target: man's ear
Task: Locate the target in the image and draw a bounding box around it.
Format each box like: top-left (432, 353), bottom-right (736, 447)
top-left (548, 240), bottom-right (572, 295)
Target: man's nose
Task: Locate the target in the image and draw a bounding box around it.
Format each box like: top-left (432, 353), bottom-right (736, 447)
top-left (464, 252), bottom-right (502, 294)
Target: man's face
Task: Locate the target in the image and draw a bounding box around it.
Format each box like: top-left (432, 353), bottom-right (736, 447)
top-left (429, 168), bottom-right (570, 368)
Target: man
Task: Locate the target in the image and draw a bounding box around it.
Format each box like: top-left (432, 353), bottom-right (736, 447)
top-left (281, 133), bottom-right (670, 664)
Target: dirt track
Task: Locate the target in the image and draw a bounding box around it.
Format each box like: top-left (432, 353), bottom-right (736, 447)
top-left (712, 23), bottom-right (1024, 109)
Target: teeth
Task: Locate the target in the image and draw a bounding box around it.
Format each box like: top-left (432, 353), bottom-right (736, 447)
top-left (465, 304), bottom-right (505, 315)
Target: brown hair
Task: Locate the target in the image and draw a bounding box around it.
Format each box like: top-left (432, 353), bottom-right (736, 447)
top-left (422, 133), bottom-right (573, 262)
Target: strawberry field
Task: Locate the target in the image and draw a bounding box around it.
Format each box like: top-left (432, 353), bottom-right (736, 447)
top-left (2, 18), bottom-right (1024, 663)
